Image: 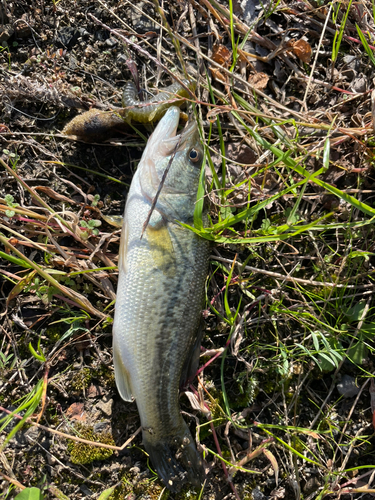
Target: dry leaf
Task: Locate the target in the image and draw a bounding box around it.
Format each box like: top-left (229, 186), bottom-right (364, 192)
top-left (210, 66), bottom-right (228, 84)
top-left (185, 391), bottom-right (210, 415)
top-left (212, 43), bottom-right (232, 67)
top-left (206, 105), bottom-right (232, 121)
top-left (248, 72), bottom-right (269, 89)
top-left (34, 186), bottom-right (76, 204)
top-left (66, 402), bottom-right (87, 421)
top-left (289, 39), bottom-right (312, 63)
top-left (263, 448), bottom-right (279, 486)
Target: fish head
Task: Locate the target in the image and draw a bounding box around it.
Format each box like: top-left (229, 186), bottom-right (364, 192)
top-left (138, 106), bottom-right (204, 221)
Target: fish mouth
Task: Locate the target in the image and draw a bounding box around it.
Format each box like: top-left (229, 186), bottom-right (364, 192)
top-left (160, 107), bottom-right (198, 150)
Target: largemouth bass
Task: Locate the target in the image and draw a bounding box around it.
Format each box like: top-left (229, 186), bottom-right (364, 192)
top-left (112, 106), bottom-right (210, 491)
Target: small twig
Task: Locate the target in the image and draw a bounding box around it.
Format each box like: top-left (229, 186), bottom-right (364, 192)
top-left (302, 3), bottom-right (333, 110)
top-left (140, 134), bottom-right (182, 239)
top-left (0, 405), bottom-right (141, 451)
top-left (88, 14), bottom-right (195, 99)
top-left (211, 256), bottom-right (373, 289)
top-left (0, 471), bottom-right (25, 491)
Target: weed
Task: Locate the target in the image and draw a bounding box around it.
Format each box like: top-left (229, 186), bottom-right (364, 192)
top-left (331, 0), bottom-right (353, 73)
top-left (79, 219), bottom-right (102, 239)
top-left (4, 194), bottom-right (19, 217)
top-left (0, 350), bottom-right (15, 372)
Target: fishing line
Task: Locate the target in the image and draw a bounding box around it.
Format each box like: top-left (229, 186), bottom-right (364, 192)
top-left (140, 134), bottom-right (182, 239)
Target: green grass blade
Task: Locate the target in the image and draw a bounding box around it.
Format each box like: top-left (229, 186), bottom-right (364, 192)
top-left (232, 111), bottom-right (375, 216)
top-left (355, 24), bottom-right (375, 66)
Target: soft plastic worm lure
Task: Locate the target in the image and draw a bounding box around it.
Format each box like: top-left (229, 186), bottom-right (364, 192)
top-left (121, 79), bottom-right (196, 124)
top-left (63, 79), bottom-right (196, 141)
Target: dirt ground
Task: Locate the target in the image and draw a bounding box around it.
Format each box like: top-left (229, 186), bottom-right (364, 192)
top-left (1, 1), bottom-right (375, 499)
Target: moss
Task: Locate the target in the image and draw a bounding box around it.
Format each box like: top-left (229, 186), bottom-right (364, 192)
top-left (229, 374), bottom-right (258, 409)
top-left (108, 473), bottom-right (168, 500)
top-left (68, 423), bottom-right (115, 464)
top-left (16, 332), bottom-right (30, 359)
top-left (45, 325), bottom-right (62, 342)
top-left (92, 364), bottom-right (116, 388)
top-left (174, 484), bottom-right (202, 499)
top-left (108, 475), bottom-right (204, 500)
top-left (70, 367), bottom-right (92, 391)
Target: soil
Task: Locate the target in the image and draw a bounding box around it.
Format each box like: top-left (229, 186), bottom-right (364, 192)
top-left (1, 1), bottom-right (375, 500)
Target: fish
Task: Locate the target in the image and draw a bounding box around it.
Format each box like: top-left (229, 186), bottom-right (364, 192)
top-left (112, 105), bottom-right (210, 491)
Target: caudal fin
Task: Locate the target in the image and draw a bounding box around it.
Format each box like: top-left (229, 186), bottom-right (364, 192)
top-left (142, 423), bottom-right (204, 492)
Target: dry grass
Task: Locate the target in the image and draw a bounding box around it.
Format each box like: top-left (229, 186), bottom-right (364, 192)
top-left (1, 1), bottom-right (375, 499)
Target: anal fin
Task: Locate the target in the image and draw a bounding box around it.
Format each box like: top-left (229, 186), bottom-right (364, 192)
top-left (113, 339), bottom-right (133, 402)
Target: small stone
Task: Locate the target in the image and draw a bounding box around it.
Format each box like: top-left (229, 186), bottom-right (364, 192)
top-left (337, 375), bottom-right (360, 398)
top-left (351, 76), bottom-right (366, 93)
top-left (94, 30), bottom-right (108, 42)
top-left (131, 8), bottom-right (159, 34)
top-left (56, 27), bottom-right (79, 48)
top-left (87, 383), bottom-right (106, 398)
top-left (23, 427), bottom-right (39, 442)
top-left (0, 25), bottom-right (14, 42)
top-left (105, 37), bottom-right (118, 48)
top-left (343, 55), bottom-right (359, 71)
top-left (251, 487), bottom-right (266, 500)
top-left (303, 475), bottom-right (320, 495)
top-left (69, 56), bottom-right (78, 70)
top-left (80, 485), bottom-right (93, 496)
top-left (78, 27), bottom-right (90, 38)
top-left (93, 421), bottom-right (109, 433)
top-left (96, 398), bottom-right (113, 417)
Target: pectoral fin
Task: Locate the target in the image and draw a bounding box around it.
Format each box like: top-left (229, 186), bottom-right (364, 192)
top-left (101, 214), bottom-right (123, 228)
top-left (146, 223), bottom-right (176, 277)
top-left (118, 220), bottom-right (129, 274)
top-left (113, 339), bottom-right (133, 402)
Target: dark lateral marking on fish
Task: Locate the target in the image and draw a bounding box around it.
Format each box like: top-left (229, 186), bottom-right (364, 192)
top-left (140, 134), bottom-right (182, 240)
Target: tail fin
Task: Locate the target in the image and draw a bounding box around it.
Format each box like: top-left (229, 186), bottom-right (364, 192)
top-left (142, 422), bottom-right (204, 492)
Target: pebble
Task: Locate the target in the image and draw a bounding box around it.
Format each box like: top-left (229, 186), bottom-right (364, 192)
top-left (351, 76), bottom-right (366, 93)
top-left (303, 476), bottom-right (320, 495)
top-left (93, 421), bottom-right (109, 433)
top-left (80, 485), bottom-right (94, 496)
top-left (343, 55), bottom-right (360, 71)
top-left (95, 397), bottom-right (113, 416)
top-left (56, 27), bottom-right (79, 48)
top-left (105, 37), bottom-right (118, 48)
top-left (252, 487), bottom-right (266, 500)
top-left (0, 25), bottom-right (14, 43)
top-left (337, 375), bottom-right (360, 398)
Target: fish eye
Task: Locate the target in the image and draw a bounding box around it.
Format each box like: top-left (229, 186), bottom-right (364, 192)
top-left (189, 148), bottom-right (200, 163)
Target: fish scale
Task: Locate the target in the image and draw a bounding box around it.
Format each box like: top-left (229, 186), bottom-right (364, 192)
top-left (113, 105), bottom-right (210, 491)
